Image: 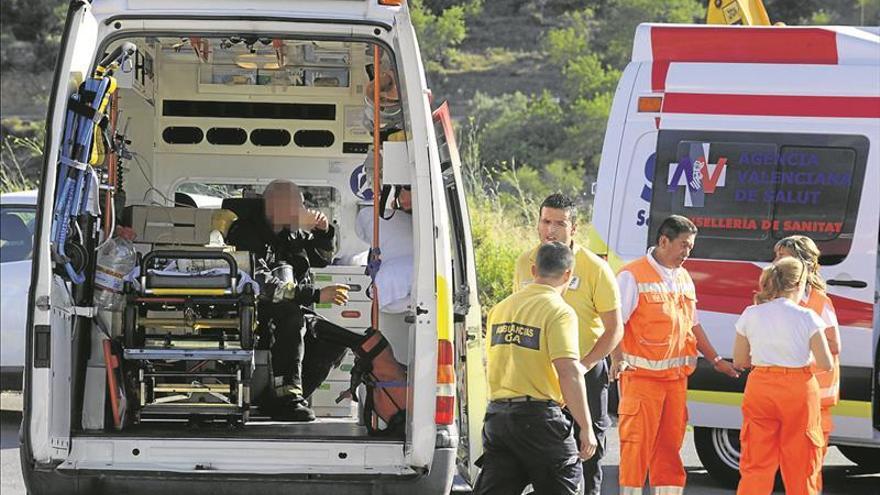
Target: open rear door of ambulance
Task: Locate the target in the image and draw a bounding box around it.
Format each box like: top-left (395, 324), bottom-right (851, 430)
top-left (433, 102), bottom-right (487, 487)
top-left (22, 0), bottom-right (101, 478)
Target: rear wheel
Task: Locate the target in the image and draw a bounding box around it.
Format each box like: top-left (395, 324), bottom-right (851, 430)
top-left (837, 445), bottom-right (880, 471)
top-left (694, 426), bottom-right (741, 488)
top-left (239, 305), bottom-right (255, 350)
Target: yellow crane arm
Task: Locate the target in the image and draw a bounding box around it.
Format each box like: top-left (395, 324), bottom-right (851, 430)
top-left (707, 0), bottom-right (772, 25)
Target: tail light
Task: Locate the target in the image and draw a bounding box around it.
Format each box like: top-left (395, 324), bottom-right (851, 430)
top-left (435, 339), bottom-right (455, 425)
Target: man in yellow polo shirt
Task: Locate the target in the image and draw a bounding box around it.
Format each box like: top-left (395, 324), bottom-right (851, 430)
top-left (513, 193), bottom-right (623, 495)
top-left (474, 242), bottom-right (597, 495)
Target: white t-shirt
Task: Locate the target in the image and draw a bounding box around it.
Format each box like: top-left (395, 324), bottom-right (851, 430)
top-left (735, 298), bottom-right (825, 367)
top-left (355, 207), bottom-right (414, 314)
top-left (617, 248), bottom-right (699, 325)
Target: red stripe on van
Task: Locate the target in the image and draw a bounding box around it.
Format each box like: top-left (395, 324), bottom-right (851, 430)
top-left (650, 27), bottom-right (838, 91)
top-left (662, 93), bottom-right (880, 118)
top-left (684, 260), bottom-right (872, 328)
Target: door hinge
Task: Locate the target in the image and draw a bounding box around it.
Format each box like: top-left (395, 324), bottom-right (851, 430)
top-left (453, 284), bottom-right (471, 315)
top-left (36, 295), bottom-right (50, 312)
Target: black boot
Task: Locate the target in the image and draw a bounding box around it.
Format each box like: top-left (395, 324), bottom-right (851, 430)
top-left (271, 396), bottom-right (316, 422)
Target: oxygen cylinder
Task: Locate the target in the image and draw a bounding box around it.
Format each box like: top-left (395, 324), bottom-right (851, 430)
top-left (94, 236), bottom-right (136, 311)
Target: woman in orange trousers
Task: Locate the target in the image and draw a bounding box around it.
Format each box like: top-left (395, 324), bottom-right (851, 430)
top-left (774, 235), bottom-right (841, 471)
top-left (733, 257), bottom-right (833, 495)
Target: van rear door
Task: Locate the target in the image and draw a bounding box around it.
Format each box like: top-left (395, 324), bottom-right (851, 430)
top-left (23, 1), bottom-right (101, 466)
top-left (433, 102), bottom-right (486, 484)
top-left (391, 11), bottom-right (440, 469)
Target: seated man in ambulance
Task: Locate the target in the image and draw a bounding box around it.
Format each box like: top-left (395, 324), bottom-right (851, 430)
top-left (355, 183), bottom-right (414, 361)
top-left (227, 179), bottom-right (350, 421)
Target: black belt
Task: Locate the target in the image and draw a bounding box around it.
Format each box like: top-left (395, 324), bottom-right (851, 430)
top-left (491, 396), bottom-right (559, 407)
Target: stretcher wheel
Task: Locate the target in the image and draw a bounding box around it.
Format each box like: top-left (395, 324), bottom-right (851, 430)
top-left (123, 302), bottom-right (139, 348)
top-left (240, 305), bottom-right (255, 350)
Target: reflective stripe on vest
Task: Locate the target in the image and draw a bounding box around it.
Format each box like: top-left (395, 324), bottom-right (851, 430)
top-left (801, 289), bottom-right (841, 407)
top-left (620, 256), bottom-right (698, 378)
top-left (637, 281), bottom-right (695, 295)
top-left (652, 486), bottom-right (685, 495)
top-left (623, 353), bottom-right (697, 372)
top-left (620, 486), bottom-right (643, 495)
top-left (820, 382), bottom-right (839, 399)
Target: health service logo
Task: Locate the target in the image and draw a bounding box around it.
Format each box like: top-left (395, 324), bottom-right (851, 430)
top-left (350, 164), bottom-right (373, 200)
top-left (667, 142), bottom-right (728, 208)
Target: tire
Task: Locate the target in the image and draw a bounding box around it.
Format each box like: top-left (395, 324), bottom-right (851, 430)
top-left (123, 304), bottom-right (139, 348)
top-left (239, 305), bottom-right (255, 350)
top-left (694, 426), bottom-right (742, 488)
top-left (837, 445), bottom-right (880, 472)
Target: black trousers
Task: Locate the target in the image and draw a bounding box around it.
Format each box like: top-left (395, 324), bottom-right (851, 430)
top-left (258, 300), bottom-right (305, 398)
top-left (473, 401), bottom-right (582, 495)
top-left (571, 358), bottom-right (611, 495)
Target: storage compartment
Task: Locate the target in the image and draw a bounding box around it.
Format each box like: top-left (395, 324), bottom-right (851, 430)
top-left (312, 266), bottom-right (372, 302)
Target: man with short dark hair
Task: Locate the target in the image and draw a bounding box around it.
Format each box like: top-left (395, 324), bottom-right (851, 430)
top-left (514, 192), bottom-right (624, 494)
top-left (474, 242), bottom-right (597, 495)
top-left (612, 214), bottom-right (741, 495)
top-left (227, 179), bottom-right (350, 421)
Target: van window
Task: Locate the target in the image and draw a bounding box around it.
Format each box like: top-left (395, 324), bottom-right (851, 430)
top-left (648, 131), bottom-right (869, 265)
top-left (0, 205), bottom-right (36, 263)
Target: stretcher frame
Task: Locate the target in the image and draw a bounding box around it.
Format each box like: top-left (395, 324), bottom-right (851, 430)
top-left (121, 249), bottom-right (256, 424)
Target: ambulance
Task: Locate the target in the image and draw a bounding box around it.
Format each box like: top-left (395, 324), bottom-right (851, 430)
top-left (589, 23), bottom-right (880, 485)
top-left (20, 1), bottom-right (487, 493)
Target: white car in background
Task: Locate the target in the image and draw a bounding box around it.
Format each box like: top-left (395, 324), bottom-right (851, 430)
top-left (0, 190), bottom-right (220, 391)
top-left (1, 189), bottom-right (37, 390)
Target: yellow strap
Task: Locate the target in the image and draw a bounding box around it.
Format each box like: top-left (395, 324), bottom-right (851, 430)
top-left (149, 288), bottom-right (229, 296)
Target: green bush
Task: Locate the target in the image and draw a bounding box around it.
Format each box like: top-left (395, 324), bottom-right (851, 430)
top-left (410, 0), bottom-right (483, 70)
top-left (469, 194), bottom-right (534, 313)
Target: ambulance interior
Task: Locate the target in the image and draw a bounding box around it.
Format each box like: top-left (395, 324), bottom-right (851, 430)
top-left (72, 35), bottom-right (416, 440)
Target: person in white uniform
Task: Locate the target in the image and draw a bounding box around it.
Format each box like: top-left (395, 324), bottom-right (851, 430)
top-left (356, 184), bottom-right (414, 362)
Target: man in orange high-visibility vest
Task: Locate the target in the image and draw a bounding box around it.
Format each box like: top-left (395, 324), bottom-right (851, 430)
top-left (611, 215), bottom-right (741, 495)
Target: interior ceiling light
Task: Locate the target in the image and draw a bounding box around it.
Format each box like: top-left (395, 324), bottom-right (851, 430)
top-left (234, 53), bottom-right (283, 70)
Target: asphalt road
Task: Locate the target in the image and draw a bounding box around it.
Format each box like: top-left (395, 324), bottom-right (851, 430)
top-left (1, 397), bottom-right (878, 494)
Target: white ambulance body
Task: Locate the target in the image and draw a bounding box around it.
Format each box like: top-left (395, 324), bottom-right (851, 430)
top-left (591, 23), bottom-right (880, 483)
top-left (21, 1), bottom-right (486, 493)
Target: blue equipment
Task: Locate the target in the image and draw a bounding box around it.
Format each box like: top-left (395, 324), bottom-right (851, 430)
top-left (51, 42), bottom-right (136, 283)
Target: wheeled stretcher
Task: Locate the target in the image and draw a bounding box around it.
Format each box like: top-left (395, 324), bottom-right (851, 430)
top-left (122, 249), bottom-right (256, 424)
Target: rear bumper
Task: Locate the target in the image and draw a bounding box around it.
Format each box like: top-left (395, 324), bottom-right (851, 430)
top-left (23, 446), bottom-right (458, 495)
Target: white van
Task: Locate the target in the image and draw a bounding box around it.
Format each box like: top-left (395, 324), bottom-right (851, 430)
top-left (590, 23), bottom-right (880, 484)
top-left (21, 1), bottom-right (487, 493)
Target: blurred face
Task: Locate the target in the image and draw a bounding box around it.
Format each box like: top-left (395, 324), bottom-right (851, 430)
top-left (538, 207), bottom-right (576, 246)
top-left (774, 245), bottom-right (795, 263)
top-left (656, 232), bottom-right (696, 268)
top-left (398, 187), bottom-right (412, 213)
top-left (264, 182), bottom-right (305, 232)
